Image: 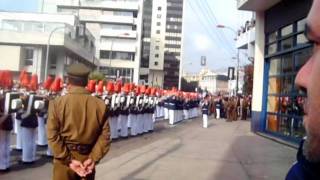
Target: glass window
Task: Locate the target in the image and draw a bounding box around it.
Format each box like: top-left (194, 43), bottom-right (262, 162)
top-left (267, 43), bottom-right (277, 55)
top-left (267, 114), bottom-right (279, 132)
top-left (281, 37), bottom-right (293, 50)
top-left (113, 11), bottom-right (133, 17)
top-left (156, 30), bottom-right (160, 34)
top-left (155, 54), bottom-right (159, 58)
top-left (269, 58), bottom-right (281, 76)
top-left (281, 75), bottom-right (293, 94)
top-left (24, 48), bottom-right (34, 66)
top-left (157, 22), bottom-right (161, 26)
top-left (155, 46), bottom-right (159, 50)
top-left (267, 96), bottom-right (279, 113)
top-left (23, 22), bottom-right (43, 32)
top-left (281, 24), bottom-right (293, 37)
top-left (157, 14), bottom-right (161, 18)
top-left (2, 20), bottom-right (22, 31)
top-left (268, 77), bottom-right (281, 94)
top-left (158, 7), bottom-right (162, 11)
top-left (295, 47), bottom-right (312, 71)
top-left (101, 24), bottom-right (132, 30)
top-left (297, 18), bottom-right (307, 32)
top-left (297, 33), bottom-right (309, 45)
top-left (281, 54), bottom-right (293, 74)
top-left (268, 31), bottom-right (278, 43)
top-left (100, 50), bottom-right (134, 61)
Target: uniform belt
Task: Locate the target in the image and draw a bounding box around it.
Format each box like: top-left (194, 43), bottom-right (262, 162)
top-left (66, 143), bottom-right (92, 155)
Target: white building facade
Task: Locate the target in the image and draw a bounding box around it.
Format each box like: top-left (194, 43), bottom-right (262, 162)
top-left (0, 11), bottom-right (96, 82)
top-left (42, 0), bottom-right (143, 83)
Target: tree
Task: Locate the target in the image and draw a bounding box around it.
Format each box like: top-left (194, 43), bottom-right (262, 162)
top-left (181, 77), bottom-right (198, 92)
top-left (243, 64), bottom-right (254, 95)
top-left (89, 71), bottom-right (105, 82)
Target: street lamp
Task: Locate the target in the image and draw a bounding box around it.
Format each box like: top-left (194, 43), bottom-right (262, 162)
top-left (44, 26), bottom-right (67, 81)
top-left (216, 24), bottom-right (240, 94)
top-left (106, 32), bottom-right (130, 81)
top-left (178, 62), bottom-right (192, 90)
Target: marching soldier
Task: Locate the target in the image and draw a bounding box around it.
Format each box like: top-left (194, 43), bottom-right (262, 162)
top-left (127, 84), bottom-right (137, 136)
top-left (118, 84), bottom-right (129, 138)
top-left (201, 94), bottom-right (210, 128)
top-left (0, 71), bottom-right (14, 171)
top-left (136, 86), bottom-right (144, 134)
top-left (47, 63), bottom-right (111, 180)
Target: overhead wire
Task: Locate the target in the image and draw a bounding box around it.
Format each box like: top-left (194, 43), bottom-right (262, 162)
top-left (185, 0), bottom-right (235, 58)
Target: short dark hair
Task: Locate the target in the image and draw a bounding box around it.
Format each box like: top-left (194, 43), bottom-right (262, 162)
top-left (67, 75), bottom-right (88, 87)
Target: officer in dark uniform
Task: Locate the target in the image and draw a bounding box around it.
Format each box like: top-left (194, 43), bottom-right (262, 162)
top-left (47, 63), bottom-right (111, 180)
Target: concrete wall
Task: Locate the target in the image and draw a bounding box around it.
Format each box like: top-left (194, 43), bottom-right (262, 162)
top-left (0, 45), bottom-right (21, 71)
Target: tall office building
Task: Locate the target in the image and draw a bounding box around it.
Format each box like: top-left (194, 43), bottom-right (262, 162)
top-left (140, 0), bottom-right (184, 88)
top-left (42, 0), bottom-right (143, 83)
top-left (42, 0), bottom-right (184, 87)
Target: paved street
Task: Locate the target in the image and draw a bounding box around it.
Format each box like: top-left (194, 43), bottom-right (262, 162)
top-left (1, 117), bottom-right (296, 180)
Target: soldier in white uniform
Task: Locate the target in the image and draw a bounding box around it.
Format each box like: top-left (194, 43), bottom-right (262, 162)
top-left (0, 89), bottom-right (14, 171)
top-left (119, 84), bottom-right (129, 138)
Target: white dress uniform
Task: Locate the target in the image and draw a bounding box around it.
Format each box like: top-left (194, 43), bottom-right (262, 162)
top-left (136, 96), bottom-right (144, 134)
top-left (37, 114), bottom-right (48, 146)
top-left (110, 93), bottom-right (119, 139)
top-left (201, 100), bottom-right (209, 128)
top-left (0, 114), bottom-right (13, 171)
top-left (119, 95), bottom-right (129, 137)
top-left (15, 111), bottom-right (23, 150)
top-left (20, 95), bottom-right (40, 163)
top-left (128, 95), bottom-right (137, 136)
top-left (143, 96), bottom-right (149, 133)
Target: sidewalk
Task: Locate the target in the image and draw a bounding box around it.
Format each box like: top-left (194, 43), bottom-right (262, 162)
top-left (95, 118), bottom-right (296, 180)
top-left (1, 117), bottom-right (296, 180)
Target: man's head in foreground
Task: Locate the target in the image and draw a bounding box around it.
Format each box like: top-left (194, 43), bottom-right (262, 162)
top-left (66, 63), bottom-right (90, 87)
top-left (295, 0), bottom-right (320, 162)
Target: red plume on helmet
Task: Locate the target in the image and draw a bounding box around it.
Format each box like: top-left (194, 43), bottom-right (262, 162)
top-left (87, 80), bottom-right (96, 93)
top-left (29, 74), bottom-right (38, 91)
top-left (50, 77), bottom-right (62, 93)
top-left (135, 86), bottom-right (140, 95)
top-left (106, 81), bottom-right (114, 93)
top-left (43, 76), bottom-right (54, 90)
top-left (2, 70), bottom-right (13, 89)
top-left (97, 80), bottom-right (104, 94)
top-left (19, 70), bottom-right (27, 84)
top-left (140, 85), bottom-right (146, 94)
top-left (128, 83), bottom-right (134, 92)
top-left (151, 88), bottom-right (156, 96)
top-left (145, 87), bottom-right (151, 95)
top-left (123, 83), bottom-right (130, 94)
top-left (21, 72), bottom-right (30, 88)
top-left (114, 83), bottom-right (121, 93)
top-left (0, 70), bottom-right (4, 88)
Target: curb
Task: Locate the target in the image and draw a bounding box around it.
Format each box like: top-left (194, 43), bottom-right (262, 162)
top-left (255, 132), bottom-right (299, 150)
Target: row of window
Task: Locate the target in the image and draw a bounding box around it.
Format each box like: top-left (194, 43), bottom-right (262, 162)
top-left (100, 66), bottom-right (134, 82)
top-left (100, 24), bottom-right (136, 31)
top-left (99, 50), bottom-right (135, 61)
top-left (266, 18), bottom-right (309, 56)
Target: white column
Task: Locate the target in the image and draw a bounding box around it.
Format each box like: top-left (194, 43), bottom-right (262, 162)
top-left (252, 11), bottom-right (265, 112)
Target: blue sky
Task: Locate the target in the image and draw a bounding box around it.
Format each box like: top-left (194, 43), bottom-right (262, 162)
top-left (182, 0), bottom-right (252, 73)
top-left (0, 0), bottom-right (252, 73)
top-left (0, 0), bottom-right (38, 12)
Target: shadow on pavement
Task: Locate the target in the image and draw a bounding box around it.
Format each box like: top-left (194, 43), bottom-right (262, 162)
top-left (210, 134), bottom-right (295, 180)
